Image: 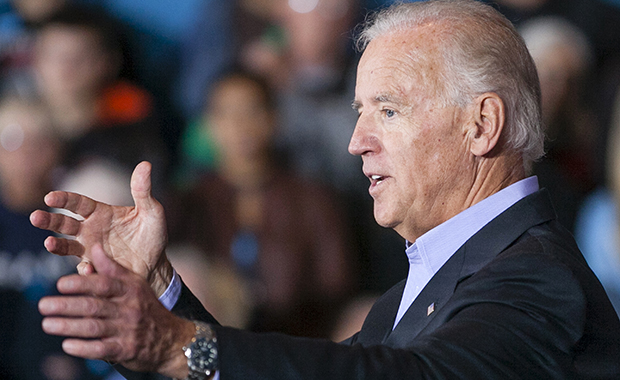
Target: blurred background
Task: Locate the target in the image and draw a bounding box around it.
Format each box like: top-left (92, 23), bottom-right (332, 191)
top-left (1, 0), bottom-right (620, 378)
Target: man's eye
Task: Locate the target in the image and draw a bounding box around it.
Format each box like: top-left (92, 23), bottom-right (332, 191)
top-left (384, 109), bottom-right (395, 118)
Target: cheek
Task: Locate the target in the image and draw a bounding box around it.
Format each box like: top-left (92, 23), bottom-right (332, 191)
top-left (406, 135), bottom-right (464, 186)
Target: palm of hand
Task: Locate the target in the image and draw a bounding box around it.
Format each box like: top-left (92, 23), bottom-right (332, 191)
top-left (30, 162), bottom-right (168, 281)
top-left (85, 200), bottom-right (167, 280)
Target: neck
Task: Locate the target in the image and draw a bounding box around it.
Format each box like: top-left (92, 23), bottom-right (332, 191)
top-left (464, 153), bottom-right (526, 208)
top-left (45, 93), bottom-right (99, 138)
top-left (399, 153), bottom-right (525, 242)
top-left (219, 154), bottom-right (272, 190)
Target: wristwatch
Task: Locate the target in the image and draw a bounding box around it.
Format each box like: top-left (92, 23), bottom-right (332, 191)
top-left (181, 321), bottom-right (219, 380)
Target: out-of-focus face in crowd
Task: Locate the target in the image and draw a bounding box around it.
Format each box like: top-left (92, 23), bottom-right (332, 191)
top-left (207, 74), bottom-right (276, 165)
top-left (520, 17), bottom-right (591, 132)
top-left (276, 0), bottom-right (356, 69)
top-left (10, 0), bottom-right (66, 23)
top-left (0, 98), bottom-right (60, 211)
top-left (240, 0), bottom-right (358, 89)
top-left (33, 25), bottom-right (117, 101)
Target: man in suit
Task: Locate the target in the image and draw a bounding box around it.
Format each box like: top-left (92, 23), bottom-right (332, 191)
top-left (32, 0), bottom-right (620, 378)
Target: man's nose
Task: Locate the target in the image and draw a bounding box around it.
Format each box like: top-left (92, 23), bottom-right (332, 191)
top-left (348, 117), bottom-right (376, 156)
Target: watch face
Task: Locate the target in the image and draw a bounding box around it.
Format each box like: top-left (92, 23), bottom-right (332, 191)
top-left (188, 337), bottom-right (218, 372)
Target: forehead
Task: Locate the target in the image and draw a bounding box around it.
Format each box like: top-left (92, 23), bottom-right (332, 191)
top-left (356, 27), bottom-right (445, 102)
top-left (38, 25), bottom-right (101, 49)
top-left (210, 77), bottom-right (267, 107)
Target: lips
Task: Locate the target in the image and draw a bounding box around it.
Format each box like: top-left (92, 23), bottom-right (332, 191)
top-left (364, 170), bottom-right (388, 189)
top-left (363, 165), bottom-right (388, 188)
top-left (366, 174), bottom-right (388, 198)
top-left (370, 174), bottom-right (385, 184)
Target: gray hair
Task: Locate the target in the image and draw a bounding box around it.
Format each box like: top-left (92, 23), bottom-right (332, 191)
top-left (356, 0), bottom-right (544, 172)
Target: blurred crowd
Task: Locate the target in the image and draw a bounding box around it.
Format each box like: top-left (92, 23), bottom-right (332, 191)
top-left (1, 0), bottom-right (620, 379)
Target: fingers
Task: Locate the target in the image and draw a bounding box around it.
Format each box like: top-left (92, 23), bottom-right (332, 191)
top-left (53, 273), bottom-right (125, 298)
top-left (40, 296), bottom-right (117, 319)
top-left (30, 210), bottom-right (82, 236)
top-left (62, 339), bottom-right (122, 361)
top-left (44, 236), bottom-right (85, 257)
top-left (52, 245), bottom-right (134, 297)
top-left (44, 191), bottom-right (98, 218)
top-left (41, 246), bottom-right (132, 298)
top-left (42, 317), bottom-right (115, 338)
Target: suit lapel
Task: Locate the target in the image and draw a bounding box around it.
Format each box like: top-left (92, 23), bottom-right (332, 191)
top-left (355, 279), bottom-right (405, 346)
top-left (386, 245), bottom-right (466, 347)
top-left (378, 189), bottom-right (556, 348)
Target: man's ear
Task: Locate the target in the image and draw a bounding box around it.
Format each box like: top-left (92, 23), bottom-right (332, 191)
top-left (469, 93), bottom-right (505, 157)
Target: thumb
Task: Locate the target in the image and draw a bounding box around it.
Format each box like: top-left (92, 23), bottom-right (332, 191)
top-left (90, 243), bottom-right (130, 280)
top-left (130, 161), bottom-right (158, 211)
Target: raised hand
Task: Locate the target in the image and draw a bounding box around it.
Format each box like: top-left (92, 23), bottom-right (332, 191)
top-left (30, 161), bottom-right (172, 295)
top-left (38, 244), bottom-right (195, 378)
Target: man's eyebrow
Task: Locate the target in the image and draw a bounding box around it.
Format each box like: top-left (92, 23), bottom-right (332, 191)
top-left (351, 93), bottom-right (403, 111)
top-left (375, 93), bottom-right (403, 105)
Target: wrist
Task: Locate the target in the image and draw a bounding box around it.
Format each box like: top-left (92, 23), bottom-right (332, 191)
top-left (149, 253), bottom-right (174, 297)
top-left (157, 318), bottom-right (196, 379)
top-left (172, 320), bottom-right (219, 380)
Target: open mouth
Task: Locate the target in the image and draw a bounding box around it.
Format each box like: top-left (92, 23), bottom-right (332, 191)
top-left (370, 175), bottom-right (385, 184)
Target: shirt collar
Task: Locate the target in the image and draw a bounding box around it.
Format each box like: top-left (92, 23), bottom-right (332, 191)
top-left (405, 176), bottom-right (539, 276)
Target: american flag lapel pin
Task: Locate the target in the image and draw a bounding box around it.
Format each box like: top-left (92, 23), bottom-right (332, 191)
top-left (427, 302), bottom-right (435, 316)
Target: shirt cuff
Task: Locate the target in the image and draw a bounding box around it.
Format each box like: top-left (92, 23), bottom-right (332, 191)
top-left (158, 271), bottom-right (220, 379)
top-left (158, 269), bottom-right (181, 311)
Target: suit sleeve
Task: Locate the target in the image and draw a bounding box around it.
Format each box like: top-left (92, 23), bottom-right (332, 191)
top-left (171, 280), bottom-right (219, 325)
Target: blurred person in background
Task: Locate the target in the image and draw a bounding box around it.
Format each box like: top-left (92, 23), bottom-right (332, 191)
top-left (575, 86), bottom-right (620, 317)
top-left (238, 0), bottom-right (407, 293)
top-left (173, 0), bottom-right (276, 184)
top-left (174, 0), bottom-right (282, 185)
top-left (7, 0), bottom-right (66, 23)
top-left (480, 0), bottom-right (620, 68)
top-left (0, 94), bottom-right (100, 379)
top-left (31, 3), bottom-right (169, 198)
top-left (170, 70), bottom-right (356, 338)
top-left (78, 0), bottom-right (238, 162)
top-left (519, 16), bottom-right (596, 230)
top-left (241, 0), bottom-right (362, 195)
top-left (0, 0), bottom-right (67, 94)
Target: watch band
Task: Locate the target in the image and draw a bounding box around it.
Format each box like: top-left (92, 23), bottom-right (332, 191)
top-left (181, 321), bottom-right (218, 380)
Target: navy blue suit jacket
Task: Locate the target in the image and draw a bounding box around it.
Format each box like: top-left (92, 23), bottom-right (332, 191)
top-left (138, 189), bottom-right (620, 379)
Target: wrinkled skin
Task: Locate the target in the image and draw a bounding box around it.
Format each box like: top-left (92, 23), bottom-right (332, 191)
top-left (30, 161), bottom-right (171, 295)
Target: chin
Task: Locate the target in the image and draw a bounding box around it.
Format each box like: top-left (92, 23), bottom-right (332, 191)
top-left (373, 208), bottom-right (398, 229)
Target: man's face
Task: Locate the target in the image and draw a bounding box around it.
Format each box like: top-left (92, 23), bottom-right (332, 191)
top-left (349, 29), bottom-right (475, 242)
